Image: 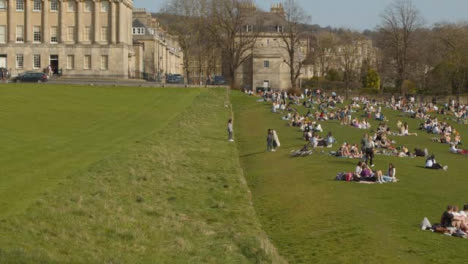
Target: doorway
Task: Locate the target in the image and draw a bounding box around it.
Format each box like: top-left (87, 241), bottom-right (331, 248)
top-left (0, 55), bottom-right (7, 68)
top-left (263, 80), bottom-right (270, 89)
top-left (50, 55), bottom-right (59, 74)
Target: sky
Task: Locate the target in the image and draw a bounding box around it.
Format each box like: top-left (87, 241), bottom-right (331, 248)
top-left (134, 0), bottom-right (468, 31)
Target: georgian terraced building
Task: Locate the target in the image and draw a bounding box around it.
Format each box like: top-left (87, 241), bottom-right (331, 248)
top-left (0, 0), bottom-right (134, 78)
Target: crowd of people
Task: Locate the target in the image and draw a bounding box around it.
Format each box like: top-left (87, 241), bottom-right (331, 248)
top-left (239, 87), bottom-right (467, 239)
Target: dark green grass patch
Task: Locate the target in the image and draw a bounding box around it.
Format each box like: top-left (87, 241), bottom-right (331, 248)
top-left (232, 91), bottom-right (468, 264)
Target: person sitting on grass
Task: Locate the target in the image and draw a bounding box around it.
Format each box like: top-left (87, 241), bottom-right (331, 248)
top-left (313, 123), bottom-right (323, 133)
top-left (414, 147), bottom-right (429, 157)
top-left (349, 144), bottom-right (363, 159)
top-left (441, 205), bottom-right (455, 229)
top-left (449, 144), bottom-right (468, 155)
top-left (290, 144), bottom-right (313, 157)
top-left (324, 132), bottom-right (336, 148)
top-left (354, 161), bottom-right (363, 180)
top-left (425, 155), bottom-right (448, 171)
top-left (398, 146), bottom-right (411, 157)
top-left (451, 206), bottom-right (468, 232)
top-left (338, 142), bottom-right (350, 157)
top-left (360, 164), bottom-right (375, 182)
top-left (375, 111), bottom-right (385, 121)
top-left (310, 133), bottom-right (320, 149)
top-left (375, 163), bottom-right (396, 184)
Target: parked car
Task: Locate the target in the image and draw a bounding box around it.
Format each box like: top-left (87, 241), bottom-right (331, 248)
top-left (12, 72), bottom-right (49, 83)
top-left (166, 74), bottom-right (184, 84)
top-left (213, 75), bottom-right (227, 85)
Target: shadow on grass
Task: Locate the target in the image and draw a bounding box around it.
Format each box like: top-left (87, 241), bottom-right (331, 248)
top-left (240, 151), bottom-right (266, 158)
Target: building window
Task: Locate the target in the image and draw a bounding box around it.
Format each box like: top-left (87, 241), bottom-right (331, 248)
top-left (16, 54), bottom-right (24, 69)
top-left (101, 27), bottom-right (108, 42)
top-left (33, 26), bottom-right (41, 43)
top-left (101, 1), bottom-right (108, 12)
top-left (33, 54), bottom-right (41, 69)
top-left (84, 55), bottom-right (91, 69)
top-left (67, 1), bottom-right (75, 12)
top-left (16, 0), bottom-right (24, 11)
top-left (100, 55), bottom-right (108, 70)
top-left (264, 61), bottom-right (270, 68)
top-left (0, 0), bottom-right (6, 10)
top-left (0, 26), bottom-right (5, 44)
top-left (50, 26), bottom-right (58, 43)
top-left (84, 1), bottom-right (92, 12)
top-left (33, 0), bottom-right (41, 11)
top-left (67, 26), bottom-right (75, 41)
top-left (132, 28), bottom-right (145, 35)
top-left (67, 55), bottom-right (74, 69)
top-left (244, 25), bottom-right (253, 32)
top-left (16, 25), bottom-right (24, 42)
top-left (50, 0), bottom-right (58, 11)
top-left (275, 25), bottom-right (283, 32)
top-left (84, 26), bottom-right (91, 41)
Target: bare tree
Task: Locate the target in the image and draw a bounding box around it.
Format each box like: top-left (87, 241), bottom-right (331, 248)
top-left (378, 0), bottom-right (423, 94)
top-left (310, 31), bottom-right (338, 77)
top-left (338, 30), bottom-right (361, 98)
top-left (275, 0), bottom-right (311, 90)
top-left (163, 0), bottom-right (208, 84)
top-left (207, 0), bottom-right (260, 88)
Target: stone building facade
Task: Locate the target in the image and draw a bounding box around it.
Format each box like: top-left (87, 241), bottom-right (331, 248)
top-left (132, 9), bottom-right (183, 81)
top-left (303, 38), bottom-right (376, 78)
top-left (0, 0), bottom-right (134, 78)
top-left (234, 3), bottom-right (310, 91)
top-left (234, 3), bottom-right (376, 91)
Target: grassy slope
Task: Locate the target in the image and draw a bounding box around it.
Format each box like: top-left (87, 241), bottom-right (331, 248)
top-left (232, 91), bottom-right (468, 264)
top-left (0, 84), bottom-right (200, 215)
top-left (0, 88), bottom-right (283, 263)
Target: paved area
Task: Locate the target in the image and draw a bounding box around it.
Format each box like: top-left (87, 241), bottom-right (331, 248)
top-left (0, 78), bottom-right (228, 88)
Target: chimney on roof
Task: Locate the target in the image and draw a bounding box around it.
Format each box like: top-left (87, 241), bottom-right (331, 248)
top-left (271, 3), bottom-right (285, 17)
top-left (239, 1), bottom-right (257, 15)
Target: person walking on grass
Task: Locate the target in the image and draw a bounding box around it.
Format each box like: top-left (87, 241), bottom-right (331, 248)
top-left (227, 119), bottom-right (234, 142)
top-left (362, 133), bottom-right (375, 167)
top-left (267, 129), bottom-right (274, 152)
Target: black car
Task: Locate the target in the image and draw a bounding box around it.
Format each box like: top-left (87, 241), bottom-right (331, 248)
top-left (213, 75), bottom-right (227, 85)
top-left (12, 72), bottom-right (49, 83)
top-left (166, 74), bottom-right (184, 84)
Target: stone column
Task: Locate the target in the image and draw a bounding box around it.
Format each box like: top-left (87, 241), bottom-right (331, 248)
top-left (76, 0), bottom-right (82, 43)
top-left (25, 0), bottom-right (32, 42)
top-left (59, 0), bottom-right (66, 42)
top-left (42, 0), bottom-right (49, 43)
top-left (93, 0), bottom-right (99, 43)
top-left (8, 0), bottom-right (14, 43)
top-left (109, 0), bottom-right (116, 44)
top-left (117, 0), bottom-right (124, 43)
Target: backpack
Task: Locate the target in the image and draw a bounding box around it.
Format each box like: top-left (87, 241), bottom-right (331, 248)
top-left (345, 172), bottom-right (353, 182)
top-left (335, 173), bottom-right (345, 181)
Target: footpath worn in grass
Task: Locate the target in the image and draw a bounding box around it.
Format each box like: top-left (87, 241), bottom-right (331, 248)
top-left (232, 91), bottom-right (468, 264)
top-left (0, 84), bottom-right (200, 215)
top-left (0, 87), bottom-right (283, 263)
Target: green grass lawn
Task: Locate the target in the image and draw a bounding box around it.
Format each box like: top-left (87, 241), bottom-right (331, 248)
top-left (0, 84), bottom-right (201, 215)
top-left (0, 85), bottom-right (282, 263)
top-left (232, 91), bottom-right (468, 264)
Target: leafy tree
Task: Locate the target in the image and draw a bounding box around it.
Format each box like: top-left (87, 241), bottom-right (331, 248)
top-left (325, 69), bottom-right (341, 81)
top-left (363, 69), bottom-right (381, 91)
